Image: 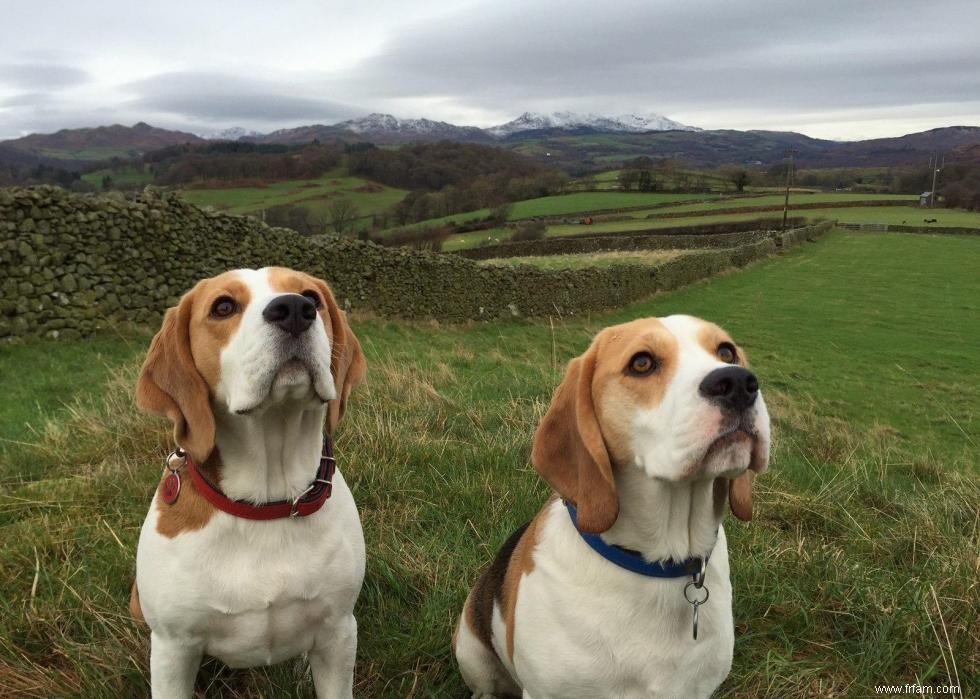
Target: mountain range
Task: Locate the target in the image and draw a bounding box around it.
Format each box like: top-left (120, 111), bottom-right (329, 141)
top-left (1, 112), bottom-right (978, 172)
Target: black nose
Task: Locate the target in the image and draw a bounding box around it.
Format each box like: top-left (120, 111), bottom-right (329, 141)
top-left (699, 366), bottom-right (759, 411)
top-left (262, 294), bottom-right (316, 337)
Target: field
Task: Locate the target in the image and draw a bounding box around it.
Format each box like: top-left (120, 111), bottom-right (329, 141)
top-left (81, 166), bottom-right (155, 189)
top-left (651, 192), bottom-right (915, 213)
top-left (478, 249), bottom-right (686, 269)
top-left (384, 191), bottom-right (716, 236)
top-left (1, 230), bottom-right (977, 697)
top-left (178, 173), bottom-right (408, 230)
top-left (434, 189), bottom-right (980, 250)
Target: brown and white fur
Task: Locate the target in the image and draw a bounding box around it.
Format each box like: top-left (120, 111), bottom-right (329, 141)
top-left (454, 315), bottom-right (771, 698)
top-left (131, 267), bottom-right (366, 698)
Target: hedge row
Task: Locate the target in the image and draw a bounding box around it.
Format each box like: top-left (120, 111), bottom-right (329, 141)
top-left (0, 186), bottom-right (831, 341)
top-left (454, 217), bottom-right (807, 260)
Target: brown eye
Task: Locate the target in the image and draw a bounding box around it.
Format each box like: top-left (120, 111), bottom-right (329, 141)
top-left (627, 352), bottom-right (657, 376)
top-left (718, 342), bottom-right (737, 364)
top-left (302, 290), bottom-right (322, 308)
top-left (210, 296), bottom-right (237, 318)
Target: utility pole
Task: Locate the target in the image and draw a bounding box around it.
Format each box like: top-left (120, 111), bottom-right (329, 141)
top-left (929, 152), bottom-right (943, 208)
top-left (781, 149), bottom-right (797, 231)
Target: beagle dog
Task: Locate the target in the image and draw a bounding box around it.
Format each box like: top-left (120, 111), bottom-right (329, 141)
top-left (131, 267), bottom-right (366, 698)
top-left (454, 315), bottom-right (771, 698)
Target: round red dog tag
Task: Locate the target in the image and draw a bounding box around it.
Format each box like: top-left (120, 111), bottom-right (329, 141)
top-left (161, 472), bottom-right (181, 505)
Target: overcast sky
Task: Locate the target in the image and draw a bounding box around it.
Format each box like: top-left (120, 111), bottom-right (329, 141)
top-left (1, 0), bottom-right (978, 141)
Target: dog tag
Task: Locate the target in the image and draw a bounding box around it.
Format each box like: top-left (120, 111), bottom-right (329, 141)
top-left (161, 471), bottom-right (181, 505)
top-left (684, 580), bottom-right (710, 641)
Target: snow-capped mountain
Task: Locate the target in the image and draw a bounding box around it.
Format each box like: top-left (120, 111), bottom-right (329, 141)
top-left (487, 111), bottom-right (697, 137)
top-left (205, 126), bottom-right (264, 141)
top-left (250, 110), bottom-right (701, 146)
top-left (333, 113), bottom-right (489, 141)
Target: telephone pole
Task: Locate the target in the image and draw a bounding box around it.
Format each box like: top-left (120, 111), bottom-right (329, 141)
top-left (781, 149), bottom-right (797, 231)
top-left (929, 152), bottom-right (943, 208)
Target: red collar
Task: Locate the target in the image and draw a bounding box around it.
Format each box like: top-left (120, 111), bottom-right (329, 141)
top-left (168, 437), bottom-right (336, 520)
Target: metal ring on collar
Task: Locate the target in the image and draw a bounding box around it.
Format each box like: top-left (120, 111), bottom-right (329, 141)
top-left (684, 581), bottom-right (710, 605)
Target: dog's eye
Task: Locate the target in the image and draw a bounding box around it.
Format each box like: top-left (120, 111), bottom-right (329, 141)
top-left (717, 342), bottom-right (737, 364)
top-left (627, 352), bottom-right (657, 376)
top-left (302, 290), bottom-right (322, 308)
top-left (210, 296), bottom-right (238, 319)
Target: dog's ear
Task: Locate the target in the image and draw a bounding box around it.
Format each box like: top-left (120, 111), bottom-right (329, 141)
top-left (316, 279), bottom-right (366, 435)
top-left (136, 288), bottom-right (215, 464)
top-left (532, 338), bottom-right (618, 533)
top-left (728, 471), bottom-right (755, 521)
top-left (729, 408), bottom-right (770, 521)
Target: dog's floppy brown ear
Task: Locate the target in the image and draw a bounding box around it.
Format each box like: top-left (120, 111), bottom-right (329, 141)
top-left (136, 289), bottom-right (215, 464)
top-left (728, 471), bottom-right (755, 521)
top-left (532, 339), bottom-right (617, 533)
top-left (729, 426), bottom-right (769, 521)
top-left (318, 280), bottom-right (366, 434)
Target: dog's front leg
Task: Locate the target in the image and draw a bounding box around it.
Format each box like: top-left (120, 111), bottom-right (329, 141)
top-left (149, 632), bottom-right (202, 699)
top-left (309, 613), bottom-right (357, 698)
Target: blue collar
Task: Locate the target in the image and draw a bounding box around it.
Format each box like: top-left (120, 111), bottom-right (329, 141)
top-left (565, 501), bottom-right (707, 578)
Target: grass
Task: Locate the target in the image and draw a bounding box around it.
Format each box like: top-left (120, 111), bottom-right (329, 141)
top-left (510, 191), bottom-right (713, 218)
top-left (478, 249), bottom-right (687, 270)
top-left (805, 206), bottom-right (980, 228)
top-left (1, 231), bottom-right (978, 696)
top-left (178, 173), bottom-right (407, 231)
top-left (443, 203), bottom-right (980, 251)
top-left (653, 192), bottom-right (917, 214)
top-left (381, 191), bottom-right (716, 237)
top-left (80, 167), bottom-right (155, 189)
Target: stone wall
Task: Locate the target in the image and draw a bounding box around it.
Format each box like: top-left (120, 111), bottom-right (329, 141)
top-left (0, 186), bottom-right (832, 340)
top-left (454, 217), bottom-right (808, 260)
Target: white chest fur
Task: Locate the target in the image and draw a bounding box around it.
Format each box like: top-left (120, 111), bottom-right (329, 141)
top-left (499, 501), bottom-right (735, 699)
top-left (135, 470), bottom-right (365, 669)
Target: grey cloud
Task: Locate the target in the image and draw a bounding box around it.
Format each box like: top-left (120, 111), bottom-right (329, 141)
top-left (0, 63), bottom-right (89, 89)
top-left (344, 0), bottom-right (980, 116)
top-left (126, 72), bottom-right (363, 123)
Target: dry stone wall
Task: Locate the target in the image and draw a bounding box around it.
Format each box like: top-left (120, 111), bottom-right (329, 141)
top-left (0, 186), bottom-right (832, 340)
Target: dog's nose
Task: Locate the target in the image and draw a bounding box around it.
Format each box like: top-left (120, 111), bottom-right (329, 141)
top-left (699, 366), bottom-right (759, 411)
top-left (262, 294), bottom-right (317, 337)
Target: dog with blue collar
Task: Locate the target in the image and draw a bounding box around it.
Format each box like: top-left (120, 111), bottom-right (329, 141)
top-left (454, 315), bottom-right (771, 698)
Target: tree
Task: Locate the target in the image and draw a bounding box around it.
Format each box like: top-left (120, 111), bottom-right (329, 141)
top-left (719, 165), bottom-right (750, 193)
top-left (637, 170), bottom-right (656, 192)
top-left (618, 169), bottom-right (639, 192)
top-left (327, 198), bottom-right (360, 235)
top-left (101, 174), bottom-right (114, 191)
top-left (490, 202), bottom-right (513, 224)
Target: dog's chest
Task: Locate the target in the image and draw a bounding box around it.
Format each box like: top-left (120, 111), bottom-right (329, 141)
top-left (507, 517), bottom-right (735, 697)
top-left (136, 478), bottom-right (365, 668)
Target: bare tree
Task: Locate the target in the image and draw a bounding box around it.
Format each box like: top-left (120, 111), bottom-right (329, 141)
top-left (327, 198), bottom-right (360, 235)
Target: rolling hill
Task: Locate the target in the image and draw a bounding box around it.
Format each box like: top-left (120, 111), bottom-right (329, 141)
top-left (2, 113), bottom-right (978, 174)
top-left (0, 122), bottom-right (204, 168)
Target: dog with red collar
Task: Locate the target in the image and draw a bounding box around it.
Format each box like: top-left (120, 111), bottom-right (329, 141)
top-left (130, 267), bottom-right (366, 698)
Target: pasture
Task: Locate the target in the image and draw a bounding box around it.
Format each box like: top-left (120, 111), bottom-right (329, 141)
top-left (478, 248), bottom-right (687, 269)
top-left (442, 203), bottom-right (980, 250)
top-left (1, 230), bottom-right (977, 697)
top-left (178, 173), bottom-right (407, 229)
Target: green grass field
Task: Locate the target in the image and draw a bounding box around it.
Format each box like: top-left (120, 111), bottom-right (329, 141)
top-left (443, 202), bottom-right (980, 250)
top-left (81, 166), bottom-right (155, 189)
top-left (1, 230), bottom-right (977, 696)
top-left (178, 174), bottom-right (407, 230)
top-left (382, 191), bottom-right (718, 237)
top-left (653, 192), bottom-right (917, 214)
